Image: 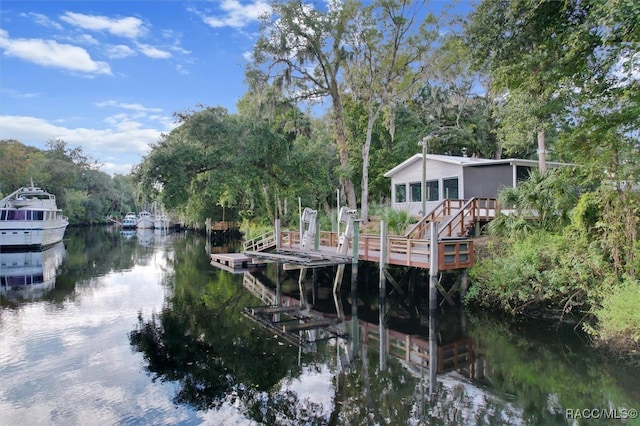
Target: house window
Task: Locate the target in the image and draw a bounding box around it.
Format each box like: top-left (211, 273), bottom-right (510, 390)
top-left (426, 180), bottom-right (439, 201)
top-left (443, 178), bottom-right (459, 199)
top-left (410, 182), bottom-right (422, 202)
top-left (395, 184), bottom-right (407, 203)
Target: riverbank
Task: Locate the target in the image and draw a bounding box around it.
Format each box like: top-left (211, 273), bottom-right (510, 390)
top-left (466, 234), bottom-right (640, 364)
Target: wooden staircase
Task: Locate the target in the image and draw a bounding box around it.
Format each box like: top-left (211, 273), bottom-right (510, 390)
top-left (405, 198), bottom-right (498, 239)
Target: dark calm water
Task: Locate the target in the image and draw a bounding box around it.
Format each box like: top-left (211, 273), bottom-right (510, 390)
top-left (1, 227), bottom-right (638, 425)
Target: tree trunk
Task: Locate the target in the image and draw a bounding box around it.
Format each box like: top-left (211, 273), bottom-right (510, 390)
top-left (537, 129), bottom-right (547, 173)
top-left (331, 92), bottom-right (358, 210)
top-left (360, 107), bottom-right (381, 222)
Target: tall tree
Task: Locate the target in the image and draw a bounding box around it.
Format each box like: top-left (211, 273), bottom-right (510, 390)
top-left (247, 0), bottom-right (361, 209)
top-left (463, 0), bottom-right (595, 168)
top-left (343, 0), bottom-right (437, 220)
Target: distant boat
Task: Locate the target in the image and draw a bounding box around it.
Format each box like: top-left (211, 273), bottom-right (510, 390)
top-left (122, 212), bottom-right (137, 228)
top-left (0, 181), bottom-right (68, 248)
top-left (153, 214), bottom-right (171, 230)
top-left (136, 211), bottom-right (153, 229)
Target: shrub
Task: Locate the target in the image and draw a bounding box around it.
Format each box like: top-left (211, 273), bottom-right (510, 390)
top-left (592, 279), bottom-right (640, 358)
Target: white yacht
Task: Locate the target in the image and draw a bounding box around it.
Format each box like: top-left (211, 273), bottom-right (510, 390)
top-left (122, 212), bottom-right (137, 228)
top-left (0, 181), bottom-right (69, 248)
top-left (153, 214), bottom-right (171, 230)
top-left (136, 211), bottom-right (153, 229)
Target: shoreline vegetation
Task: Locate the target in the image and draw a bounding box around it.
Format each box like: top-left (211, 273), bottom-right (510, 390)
top-left (464, 171), bottom-right (639, 364)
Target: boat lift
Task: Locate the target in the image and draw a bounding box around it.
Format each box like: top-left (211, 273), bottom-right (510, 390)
top-left (332, 206), bottom-right (358, 293)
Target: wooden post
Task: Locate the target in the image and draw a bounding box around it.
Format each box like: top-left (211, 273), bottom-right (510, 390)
top-left (275, 219), bottom-right (281, 250)
top-left (379, 220), bottom-right (388, 371)
top-left (429, 222), bottom-right (439, 313)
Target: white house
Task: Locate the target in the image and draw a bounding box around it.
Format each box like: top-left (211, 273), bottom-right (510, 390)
top-left (384, 154), bottom-right (569, 216)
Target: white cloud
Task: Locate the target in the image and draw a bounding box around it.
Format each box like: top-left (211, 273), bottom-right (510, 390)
top-left (0, 114), bottom-right (176, 175)
top-left (0, 30), bottom-right (111, 75)
top-left (60, 12), bottom-right (147, 39)
top-left (73, 33), bottom-right (100, 46)
top-left (96, 100), bottom-right (163, 113)
top-left (105, 44), bottom-right (136, 59)
top-left (135, 43), bottom-right (172, 59)
top-left (1, 88), bottom-right (40, 99)
top-left (196, 0), bottom-right (271, 29)
top-left (22, 12), bottom-right (64, 30)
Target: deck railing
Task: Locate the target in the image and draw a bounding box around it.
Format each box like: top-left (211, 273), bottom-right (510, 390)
top-left (438, 197), bottom-right (497, 238)
top-left (243, 229), bottom-right (276, 252)
top-left (277, 230), bottom-right (473, 270)
top-left (404, 199), bottom-right (466, 239)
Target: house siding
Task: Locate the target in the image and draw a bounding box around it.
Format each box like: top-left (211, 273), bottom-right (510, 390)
top-left (390, 158), bottom-right (464, 216)
top-left (463, 164), bottom-right (513, 199)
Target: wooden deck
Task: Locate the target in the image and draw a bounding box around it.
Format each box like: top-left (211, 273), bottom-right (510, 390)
top-left (226, 198), bottom-right (497, 271)
top-left (275, 230), bottom-right (473, 270)
top-left (214, 231), bottom-right (472, 271)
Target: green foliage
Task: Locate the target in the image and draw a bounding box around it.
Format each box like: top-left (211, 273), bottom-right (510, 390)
top-left (592, 279), bottom-right (640, 355)
top-left (375, 206), bottom-right (415, 235)
top-left (488, 169), bottom-right (580, 237)
top-left (63, 189), bottom-right (88, 224)
top-left (467, 231), bottom-right (611, 315)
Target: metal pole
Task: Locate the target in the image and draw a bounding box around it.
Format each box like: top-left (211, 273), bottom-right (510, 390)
top-left (298, 197), bottom-right (302, 246)
top-left (421, 141), bottom-right (426, 216)
top-left (336, 188), bottom-right (340, 236)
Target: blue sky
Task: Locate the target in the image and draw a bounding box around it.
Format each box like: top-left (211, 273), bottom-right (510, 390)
top-left (0, 1), bottom-right (472, 176)
top-left (1, 0), bottom-right (271, 175)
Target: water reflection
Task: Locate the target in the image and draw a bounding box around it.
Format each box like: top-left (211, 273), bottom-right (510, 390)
top-left (1, 229), bottom-right (638, 425)
top-left (131, 250), bottom-right (640, 425)
top-left (0, 242), bottom-right (66, 305)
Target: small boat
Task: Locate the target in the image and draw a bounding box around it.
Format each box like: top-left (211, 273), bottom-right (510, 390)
top-left (0, 181), bottom-right (69, 248)
top-left (122, 212), bottom-right (137, 228)
top-left (136, 211), bottom-right (153, 229)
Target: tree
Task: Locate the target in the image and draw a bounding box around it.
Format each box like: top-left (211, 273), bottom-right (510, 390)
top-left (247, 0), bottom-right (361, 210)
top-left (343, 0), bottom-right (438, 220)
top-left (0, 139), bottom-right (42, 194)
top-left (465, 0), bottom-right (639, 282)
top-left (463, 0), bottom-right (596, 168)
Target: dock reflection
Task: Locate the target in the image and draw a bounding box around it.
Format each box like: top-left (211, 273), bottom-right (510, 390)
top-left (240, 267), bottom-right (488, 393)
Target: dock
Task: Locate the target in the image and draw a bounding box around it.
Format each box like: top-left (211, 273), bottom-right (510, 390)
top-left (209, 252), bottom-right (266, 273)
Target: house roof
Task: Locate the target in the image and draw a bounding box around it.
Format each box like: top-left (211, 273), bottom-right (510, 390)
top-left (383, 154), bottom-right (570, 177)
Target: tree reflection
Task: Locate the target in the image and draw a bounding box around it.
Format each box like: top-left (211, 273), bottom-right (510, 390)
top-left (128, 236), bottom-right (338, 423)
